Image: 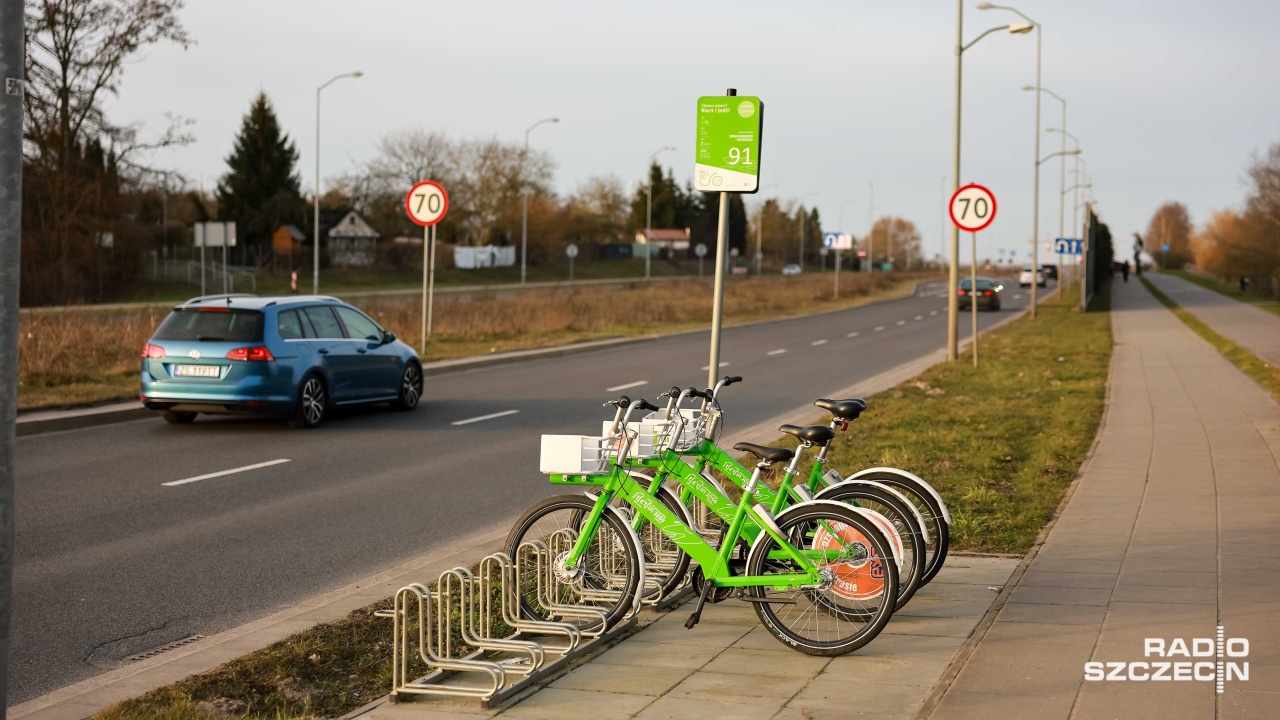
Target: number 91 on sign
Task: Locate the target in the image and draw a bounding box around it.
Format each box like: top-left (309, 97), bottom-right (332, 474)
top-left (406, 180), bottom-right (449, 227)
top-left (949, 183), bottom-right (996, 233)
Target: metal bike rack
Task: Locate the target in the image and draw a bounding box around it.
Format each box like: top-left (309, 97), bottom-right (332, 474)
top-left (377, 546), bottom-right (634, 709)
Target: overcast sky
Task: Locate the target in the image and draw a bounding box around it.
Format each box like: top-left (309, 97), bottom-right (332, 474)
top-left (108, 0), bottom-right (1280, 262)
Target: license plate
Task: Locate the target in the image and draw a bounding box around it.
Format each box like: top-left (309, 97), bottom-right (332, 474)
top-left (173, 364), bottom-right (220, 378)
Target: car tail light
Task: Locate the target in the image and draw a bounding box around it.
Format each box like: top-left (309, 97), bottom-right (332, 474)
top-left (143, 343), bottom-right (166, 359)
top-left (984, 290), bottom-right (994, 296)
top-left (198, 306), bottom-right (230, 313)
top-left (225, 346), bottom-right (275, 362)
top-left (957, 289), bottom-right (966, 296)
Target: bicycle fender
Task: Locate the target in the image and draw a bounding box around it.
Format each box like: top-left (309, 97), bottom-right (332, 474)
top-left (844, 467), bottom-right (952, 525)
top-left (850, 506), bottom-right (904, 572)
top-left (814, 479), bottom-right (930, 544)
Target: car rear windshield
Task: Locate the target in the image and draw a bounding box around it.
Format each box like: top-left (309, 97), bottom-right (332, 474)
top-left (960, 279), bottom-right (996, 290)
top-left (153, 309), bottom-right (264, 342)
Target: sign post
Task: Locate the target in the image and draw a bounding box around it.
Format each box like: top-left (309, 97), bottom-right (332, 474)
top-left (948, 183), bottom-right (997, 367)
top-left (694, 243), bottom-right (707, 277)
top-left (694, 89), bottom-right (762, 388)
top-left (565, 243), bottom-right (578, 282)
top-left (823, 232), bottom-right (853, 297)
top-left (406, 180), bottom-right (449, 355)
top-left (1161, 242), bottom-right (1170, 269)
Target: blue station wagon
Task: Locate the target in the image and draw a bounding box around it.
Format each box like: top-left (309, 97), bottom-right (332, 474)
top-left (141, 294), bottom-right (422, 428)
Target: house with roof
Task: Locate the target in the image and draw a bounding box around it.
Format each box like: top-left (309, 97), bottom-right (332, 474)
top-left (323, 209), bottom-right (381, 267)
top-left (634, 228), bottom-right (691, 259)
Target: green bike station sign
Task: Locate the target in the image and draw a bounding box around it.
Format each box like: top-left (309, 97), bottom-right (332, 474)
top-left (694, 95), bottom-right (763, 193)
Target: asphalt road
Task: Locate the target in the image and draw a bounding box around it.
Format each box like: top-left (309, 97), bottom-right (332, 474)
top-left (11, 277), bottom-right (1044, 703)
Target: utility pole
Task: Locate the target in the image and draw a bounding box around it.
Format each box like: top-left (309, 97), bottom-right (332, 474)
top-left (0, 0), bottom-right (23, 709)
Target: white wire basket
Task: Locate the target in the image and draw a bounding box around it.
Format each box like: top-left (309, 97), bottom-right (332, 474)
top-left (539, 434), bottom-right (615, 475)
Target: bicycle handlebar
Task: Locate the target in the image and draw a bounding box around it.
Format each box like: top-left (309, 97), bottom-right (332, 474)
top-left (711, 375), bottom-right (743, 399)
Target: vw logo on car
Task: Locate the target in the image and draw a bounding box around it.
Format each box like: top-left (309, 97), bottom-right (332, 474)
top-left (189, 349), bottom-right (200, 360)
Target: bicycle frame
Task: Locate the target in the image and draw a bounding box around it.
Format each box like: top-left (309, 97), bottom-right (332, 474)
top-left (561, 460), bottom-right (830, 590)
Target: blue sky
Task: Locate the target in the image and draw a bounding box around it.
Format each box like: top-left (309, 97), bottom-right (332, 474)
top-left (109, 0), bottom-right (1280, 262)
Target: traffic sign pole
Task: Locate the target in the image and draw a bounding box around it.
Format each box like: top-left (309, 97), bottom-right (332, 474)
top-left (971, 231), bottom-right (978, 367)
top-left (406, 181), bottom-right (449, 355)
top-left (949, 183), bottom-right (997, 368)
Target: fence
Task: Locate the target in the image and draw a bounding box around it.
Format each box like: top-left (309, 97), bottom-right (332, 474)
top-left (149, 259), bottom-right (258, 295)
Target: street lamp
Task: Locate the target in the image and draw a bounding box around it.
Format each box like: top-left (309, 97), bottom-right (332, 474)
top-left (644, 145), bottom-right (676, 281)
top-left (980, 3), bottom-right (1041, 317)
top-left (1034, 85), bottom-right (1064, 284)
top-left (798, 192), bottom-right (819, 268)
top-left (521, 117), bottom-right (560, 285)
top-left (754, 183), bottom-right (779, 275)
top-left (838, 199), bottom-right (857, 272)
top-left (947, 3), bottom-right (1032, 360)
top-left (314, 70), bottom-right (363, 294)
top-left (1047, 127), bottom-right (1081, 246)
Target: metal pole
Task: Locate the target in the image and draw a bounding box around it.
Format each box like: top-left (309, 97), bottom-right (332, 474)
top-left (222, 239), bottom-right (228, 294)
top-left (971, 232), bottom-right (978, 367)
top-left (834, 249), bottom-right (841, 297)
top-left (948, 0), bottom-right (963, 361)
top-left (427, 223), bottom-right (437, 338)
top-left (313, 87), bottom-right (321, 295)
top-left (755, 207), bottom-right (762, 275)
top-left (1080, 204), bottom-right (1090, 311)
top-left (520, 189), bottom-right (528, 285)
top-left (200, 242), bottom-right (205, 294)
top-left (868, 182), bottom-right (874, 271)
top-left (708, 191), bottom-right (730, 389)
top-left (420, 223), bottom-right (428, 354)
top-left (0, 0), bottom-right (23, 707)
top-left (799, 207), bottom-right (805, 269)
top-left (1029, 24), bottom-right (1041, 318)
top-left (1057, 101), bottom-right (1066, 294)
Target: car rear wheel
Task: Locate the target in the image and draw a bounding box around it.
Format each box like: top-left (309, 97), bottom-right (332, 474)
top-left (289, 375), bottom-right (328, 429)
top-left (391, 363), bottom-right (423, 411)
top-left (160, 410), bottom-right (197, 424)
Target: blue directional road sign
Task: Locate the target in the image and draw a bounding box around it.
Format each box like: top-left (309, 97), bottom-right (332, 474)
top-left (823, 232), bottom-right (853, 250)
top-left (823, 232), bottom-right (839, 248)
top-left (1161, 243), bottom-right (1170, 253)
top-left (1054, 238), bottom-right (1083, 254)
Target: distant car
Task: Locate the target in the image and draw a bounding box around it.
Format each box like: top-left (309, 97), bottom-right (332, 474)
top-left (140, 294), bottom-right (422, 428)
top-left (781, 264), bottom-right (802, 276)
top-left (1019, 267), bottom-right (1046, 288)
top-left (958, 277), bottom-right (1002, 311)
top-left (1040, 264), bottom-right (1059, 281)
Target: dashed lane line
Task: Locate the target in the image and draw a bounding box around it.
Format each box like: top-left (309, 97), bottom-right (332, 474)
top-left (163, 459), bottom-right (292, 487)
top-left (605, 380), bottom-right (648, 392)
top-left (451, 409), bottom-right (520, 426)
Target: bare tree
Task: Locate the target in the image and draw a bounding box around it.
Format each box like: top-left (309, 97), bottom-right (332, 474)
top-left (1144, 202), bottom-right (1193, 268)
top-left (864, 216), bottom-right (923, 269)
top-left (23, 0), bottom-right (192, 171)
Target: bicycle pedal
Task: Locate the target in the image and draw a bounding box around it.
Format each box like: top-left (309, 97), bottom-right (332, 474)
top-left (685, 580), bottom-right (715, 629)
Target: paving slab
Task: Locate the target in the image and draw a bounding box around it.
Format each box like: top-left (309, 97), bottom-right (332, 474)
top-left (929, 278), bottom-right (1280, 719)
top-left (1145, 271), bottom-right (1280, 365)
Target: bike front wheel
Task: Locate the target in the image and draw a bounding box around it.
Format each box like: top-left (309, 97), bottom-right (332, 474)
top-left (745, 501), bottom-right (898, 656)
top-left (505, 494), bottom-right (643, 634)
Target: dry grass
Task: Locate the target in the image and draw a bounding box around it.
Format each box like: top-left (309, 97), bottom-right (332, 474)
top-left (18, 273), bottom-right (928, 411)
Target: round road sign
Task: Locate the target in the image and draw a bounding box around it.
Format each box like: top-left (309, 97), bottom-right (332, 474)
top-left (694, 243), bottom-right (708, 258)
top-left (565, 243), bottom-right (579, 259)
top-left (406, 181), bottom-right (449, 227)
top-left (949, 183), bottom-right (997, 232)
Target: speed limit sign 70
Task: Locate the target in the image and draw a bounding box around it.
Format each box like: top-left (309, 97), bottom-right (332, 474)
top-left (406, 181), bottom-right (449, 226)
top-left (949, 184), bottom-right (996, 232)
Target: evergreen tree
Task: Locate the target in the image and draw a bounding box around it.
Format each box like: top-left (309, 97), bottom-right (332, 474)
top-left (216, 92), bottom-right (304, 264)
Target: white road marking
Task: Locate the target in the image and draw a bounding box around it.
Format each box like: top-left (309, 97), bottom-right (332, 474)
top-left (700, 362), bottom-right (731, 370)
top-left (915, 315), bottom-right (923, 321)
top-left (896, 320), bottom-right (906, 326)
top-left (606, 380), bottom-right (648, 392)
top-left (874, 325), bottom-right (886, 332)
top-left (767, 349), bottom-right (787, 356)
top-left (930, 310), bottom-right (938, 316)
top-left (1013, 294), bottom-right (1023, 300)
top-left (451, 409), bottom-right (520, 426)
top-left (163, 459), bottom-right (291, 487)
top-left (847, 332), bottom-right (860, 338)
top-left (811, 339), bottom-right (828, 346)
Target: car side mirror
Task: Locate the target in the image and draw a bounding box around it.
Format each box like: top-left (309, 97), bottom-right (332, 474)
top-left (382, 331), bottom-right (396, 344)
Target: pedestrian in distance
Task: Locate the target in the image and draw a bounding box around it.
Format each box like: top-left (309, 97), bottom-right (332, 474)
top-left (1122, 260), bottom-right (1130, 283)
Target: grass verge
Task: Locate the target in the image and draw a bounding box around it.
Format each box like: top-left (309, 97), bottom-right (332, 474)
top-left (1166, 269), bottom-right (1280, 317)
top-left (19, 272), bottom-right (931, 412)
top-left (94, 284), bottom-right (1110, 719)
top-left (774, 283), bottom-right (1113, 553)
top-left (1141, 277), bottom-right (1280, 401)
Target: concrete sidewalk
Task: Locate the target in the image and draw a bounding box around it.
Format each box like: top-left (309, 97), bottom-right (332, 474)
top-left (931, 278), bottom-right (1280, 719)
top-left (352, 555), bottom-right (1018, 720)
top-left (1145, 271), bottom-right (1280, 366)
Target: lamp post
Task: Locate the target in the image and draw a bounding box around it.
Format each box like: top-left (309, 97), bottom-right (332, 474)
top-left (313, 71), bottom-right (363, 295)
top-left (521, 117), bottom-right (559, 285)
top-left (947, 3), bottom-right (1033, 360)
top-left (644, 145), bottom-right (676, 280)
top-left (754, 182), bottom-right (778, 275)
top-left (1033, 88), bottom-right (1067, 289)
top-left (979, 3), bottom-right (1041, 317)
top-left (798, 192), bottom-right (819, 268)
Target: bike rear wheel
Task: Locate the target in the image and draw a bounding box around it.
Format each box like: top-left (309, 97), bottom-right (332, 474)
top-left (813, 483), bottom-right (926, 611)
top-left (505, 494), bottom-right (643, 633)
top-left (851, 471), bottom-right (951, 586)
top-left (745, 501), bottom-right (898, 656)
